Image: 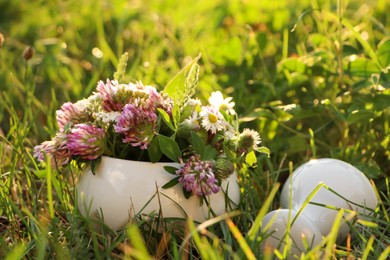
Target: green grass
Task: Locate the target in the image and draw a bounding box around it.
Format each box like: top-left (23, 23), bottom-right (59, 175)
top-left (0, 0), bottom-right (389, 259)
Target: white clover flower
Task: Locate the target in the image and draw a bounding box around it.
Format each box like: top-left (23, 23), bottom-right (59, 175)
top-left (93, 111), bottom-right (121, 125)
top-left (74, 98), bottom-right (90, 110)
top-left (199, 106), bottom-right (225, 134)
top-left (208, 91), bottom-right (236, 115)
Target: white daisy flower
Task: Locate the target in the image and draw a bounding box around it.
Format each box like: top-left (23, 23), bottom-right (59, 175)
top-left (186, 98), bottom-right (202, 107)
top-left (222, 122), bottom-right (237, 140)
top-left (199, 106), bottom-right (225, 134)
top-left (208, 91), bottom-right (236, 115)
top-left (183, 111), bottom-right (200, 126)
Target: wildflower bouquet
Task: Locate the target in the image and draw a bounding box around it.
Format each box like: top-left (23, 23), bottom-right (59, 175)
top-left (34, 54), bottom-right (269, 198)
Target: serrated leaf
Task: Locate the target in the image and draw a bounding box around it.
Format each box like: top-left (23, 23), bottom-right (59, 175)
top-left (172, 104), bottom-right (181, 129)
top-left (157, 135), bottom-right (181, 163)
top-left (164, 54), bottom-right (201, 108)
top-left (203, 145), bottom-right (217, 160)
top-left (158, 108), bottom-right (175, 131)
top-left (191, 131), bottom-right (205, 156)
top-left (164, 166), bottom-right (179, 175)
top-left (113, 52), bottom-right (128, 81)
top-left (148, 137), bottom-right (162, 163)
top-left (245, 150), bottom-right (257, 167)
top-left (161, 176), bottom-right (180, 189)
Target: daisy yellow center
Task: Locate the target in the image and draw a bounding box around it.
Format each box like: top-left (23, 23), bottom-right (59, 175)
top-left (208, 113), bottom-right (218, 123)
top-left (219, 103), bottom-right (228, 111)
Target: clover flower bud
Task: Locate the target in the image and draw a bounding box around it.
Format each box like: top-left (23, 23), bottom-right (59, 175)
top-left (23, 46), bottom-right (34, 61)
top-left (213, 158), bottom-right (235, 180)
top-left (0, 33), bottom-right (4, 48)
top-left (176, 120), bottom-right (200, 139)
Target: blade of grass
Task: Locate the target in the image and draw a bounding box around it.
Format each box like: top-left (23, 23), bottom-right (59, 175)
top-left (378, 246), bottom-right (390, 260)
top-left (187, 220), bottom-right (212, 259)
top-left (45, 158), bottom-right (54, 219)
top-left (127, 224), bottom-right (153, 259)
top-left (5, 243), bottom-right (27, 260)
top-left (179, 211), bottom-right (240, 255)
top-left (323, 209), bottom-right (345, 258)
top-left (361, 236), bottom-right (375, 260)
top-left (226, 218), bottom-right (255, 260)
top-left (247, 183), bottom-right (280, 241)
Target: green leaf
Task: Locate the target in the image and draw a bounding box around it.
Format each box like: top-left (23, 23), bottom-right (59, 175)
top-left (347, 110), bottom-right (376, 125)
top-left (345, 57), bottom-right (381, 77)
top-left (162, 176), bottom-right (180, 189)
top-left (157, 135), bottom-right (182, 163)
top-left (210, 133), bottom-right (224, 145)
top-left (321, 99), bottom-right (346, 121)
top-left (245, 150), bottom-right (257, 167)
top-left (34, 169), bottom-right (47, 179)
top-left (164, 54), bottom-right (201, 108)
top-left (147, 137), bottom-right (162, 163)
top-left (373, 94), bottom-right (390, 112)
top-left (239, 108), bottom-right (275, 123)
top-left (203, 145), bottom-right (217, 160)
top-left (164, 166), bottom-right (179, 175)
top-left (278, 57), bottom-right (306, 73)
top-left (91, 157), bottom-right (101, 175)
top-left (256, 146), bottom-right (271, 157)
top-left (157, 108), bottom-right (175, 131)
top-left (256, 32), bottom-right (267, 50)
top-left (274, 108), bottom-right (293, 122)
top-left (377, 39), bottom-right (390, 68)
top-left (223, 143), bottom-right (237, 161)
top-left (183, 187), bottom-right (192, 199)
top-left (191, 131), bottom-right (205, 156)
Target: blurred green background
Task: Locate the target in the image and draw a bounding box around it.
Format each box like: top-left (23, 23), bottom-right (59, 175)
top-left (1, 0), bottom-right (388, 176)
